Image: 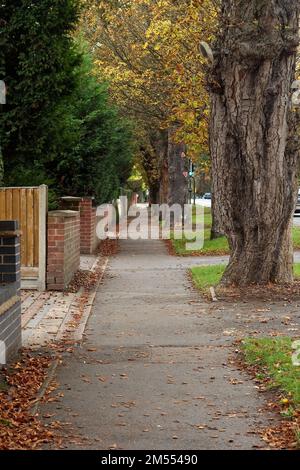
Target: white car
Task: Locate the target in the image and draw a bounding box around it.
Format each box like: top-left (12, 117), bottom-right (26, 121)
top-left (195, 193), bottom-right (212, 208)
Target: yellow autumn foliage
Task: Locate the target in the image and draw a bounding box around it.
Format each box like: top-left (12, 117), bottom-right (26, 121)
top-left (80, 0), bottom-right (218, 166)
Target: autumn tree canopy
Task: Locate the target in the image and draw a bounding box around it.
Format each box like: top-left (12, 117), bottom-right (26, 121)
top-left (80, 0), bottom-right (217, 203)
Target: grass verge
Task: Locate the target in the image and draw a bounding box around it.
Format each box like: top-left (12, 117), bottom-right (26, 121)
top-left (170, 208), bottom-right (300, 255)
top-left (241, 337), bottom-right (300, 449)
top-left (242, 337), bottom-right (300, 407)
top-left (190, 264), bottom-right (225, 290)
top-left (171, 230), bottom-right (229, 256)
top-left (190, 263), bottom-right (300, 291)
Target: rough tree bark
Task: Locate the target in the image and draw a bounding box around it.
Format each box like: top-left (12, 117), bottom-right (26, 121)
top-left (167, 125), bottom-right (188, 209)
top-left (210, 129), bottom-right (224, 240)
top-left (210, 190), bottom-right (224, 239)
top-left (149, 184), bottom-right (160, 205)
top-left (140, 143), bottom-right (160, 205)
top-left (160, 157), bottom-right (169, 204)
top-left (210, 0), bottom-right (300, 285)
top-left (150, 129), bottom-right (169, 204)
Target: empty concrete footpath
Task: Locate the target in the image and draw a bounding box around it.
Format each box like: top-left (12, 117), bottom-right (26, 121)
top-left (42, 239), bottom-right (275, 450)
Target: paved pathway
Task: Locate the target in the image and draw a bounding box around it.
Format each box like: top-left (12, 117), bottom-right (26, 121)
top-left (178, 251), bottom-right (300, 267)
top-left (22, 255), bottom-right (98, 347)
top-left (40, 239), bottom-right (284, 450)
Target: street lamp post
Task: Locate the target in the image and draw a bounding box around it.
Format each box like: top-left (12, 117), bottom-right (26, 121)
top-left (188, 159), bottom-right (196, 205)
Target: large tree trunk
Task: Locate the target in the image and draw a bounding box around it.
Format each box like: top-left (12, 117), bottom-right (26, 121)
top-left (210, 190), bottom-right (224, 239)
top-left (167, 125), bottom-right (188, 208)
top-left (150, 129), bottom-right (169, 204)
top-left (149, 181), bottom-right (160, 205)
top-left (210, 129), bottom-right (224, 240)
top-left (210, 0), bottom-right (300, 285)
top-left (160, 158), bottom-right (169, 204)
top-left (140, 142), bottom-right (160, 206)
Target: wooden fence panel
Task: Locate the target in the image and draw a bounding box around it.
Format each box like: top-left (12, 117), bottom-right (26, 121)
top-left (0, 185), bottom-right (48, 290)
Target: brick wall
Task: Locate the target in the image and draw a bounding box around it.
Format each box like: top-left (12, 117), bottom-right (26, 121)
top-left (80, 198), bottom-right (99, 254)
top-left (59, 196), bottom-right (82, 212)
top-left (47, 211), bottom-right (80, 291)
top-left (60, 197), bottom-right (99, 255)
top-left (0, 221), bottom-right (22, 364)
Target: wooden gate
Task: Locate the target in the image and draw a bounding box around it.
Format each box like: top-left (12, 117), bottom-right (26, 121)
top-left (0, 185), bottom-right (48, 290)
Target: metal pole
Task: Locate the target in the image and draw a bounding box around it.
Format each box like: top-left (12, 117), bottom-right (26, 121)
top-left (193, 177), bottom-right (196, 205)
top-left (188, 176), bottom-right (192, 205)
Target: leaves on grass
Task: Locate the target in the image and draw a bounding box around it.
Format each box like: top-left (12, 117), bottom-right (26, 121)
top-left (237, 340), bottom-right (300, 449)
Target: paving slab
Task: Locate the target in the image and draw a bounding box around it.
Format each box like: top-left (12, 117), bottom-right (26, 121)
top-left (38, 239), bottom-right (291, 450)
top-left (21, 254), bottom-right (101, 348)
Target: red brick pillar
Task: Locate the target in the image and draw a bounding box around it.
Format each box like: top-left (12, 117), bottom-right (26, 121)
top-left (60, 196), bottom-right (98, 254)
top-left (60, 196), bottom-right (82, 212)
top-left (47, 210), bottom-right (80, 290)
top-left (80, 198), bottom-right (98, 254)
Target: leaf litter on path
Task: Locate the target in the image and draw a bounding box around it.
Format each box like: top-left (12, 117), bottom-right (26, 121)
top-left (0, 351), bottom-right (61, 450)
